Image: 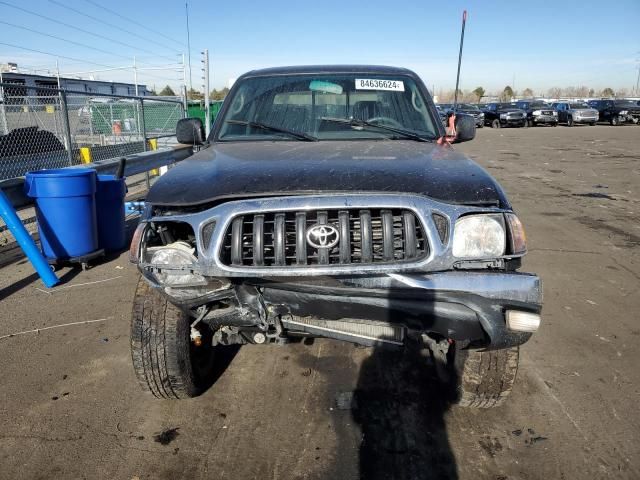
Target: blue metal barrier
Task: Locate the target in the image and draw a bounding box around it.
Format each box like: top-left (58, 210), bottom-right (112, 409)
top-left (0, 188), bottom-right (59, 288)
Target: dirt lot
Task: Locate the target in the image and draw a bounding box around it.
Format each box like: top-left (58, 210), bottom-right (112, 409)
top-left (0, 125), bottom-right (638, 480)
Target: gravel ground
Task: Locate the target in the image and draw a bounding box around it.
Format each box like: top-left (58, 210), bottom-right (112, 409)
top-left (0, 124), bottom-right (638, 480)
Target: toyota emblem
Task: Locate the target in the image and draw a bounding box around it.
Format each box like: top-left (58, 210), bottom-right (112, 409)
top-left (306, 224), bottom-right (340, 249)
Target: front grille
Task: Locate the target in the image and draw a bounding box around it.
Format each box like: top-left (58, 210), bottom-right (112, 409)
top-left (540, 110), bottom-right (554, 116)
top-left (507, 112), bottom-right (524, 119)
top-left (219, 209), bottom-right (428, 267)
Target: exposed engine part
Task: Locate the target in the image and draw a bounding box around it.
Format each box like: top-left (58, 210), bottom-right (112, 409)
top-left (212, 326), bottom-right (248, 346)
top-left (190, 327), bottom-right (203, 346)
top-left (190, 305), bottom-right (209, 329)
top-left (235, 285), bottom-right (268, 330)
top-left (280, 315), bottom-right (405, 347)
top-left (156, 224), bottom-right (175, 245)
top-left (422, 334), bottom-right (452, 382)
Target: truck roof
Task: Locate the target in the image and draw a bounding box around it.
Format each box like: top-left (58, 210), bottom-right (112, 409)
top-left (240, 64), bottom-right (417, 78)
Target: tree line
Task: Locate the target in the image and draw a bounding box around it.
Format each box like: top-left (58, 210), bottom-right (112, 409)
top-left (436, 85), bottom-right (626, 103)
top-left (151, 83), bottom-right (628, 103)
top-left (149, 85), bottom-right (230, 100)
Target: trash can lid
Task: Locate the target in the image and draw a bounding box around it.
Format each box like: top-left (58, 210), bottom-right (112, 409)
top-left (25, 168), bottom-right (97, 198)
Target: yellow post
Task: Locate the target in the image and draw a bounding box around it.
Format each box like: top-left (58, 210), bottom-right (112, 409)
top-left (148, 138), bottom-right (159, 176)
top-left (79, 147), bottom-right (92, 164)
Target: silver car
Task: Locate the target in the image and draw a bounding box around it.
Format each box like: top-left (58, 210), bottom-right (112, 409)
top-left (552, 102), bottom-right (599, 126)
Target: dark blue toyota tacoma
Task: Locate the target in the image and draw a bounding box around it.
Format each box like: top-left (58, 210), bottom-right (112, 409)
top-left (129, 65), bottom-right (542, 407)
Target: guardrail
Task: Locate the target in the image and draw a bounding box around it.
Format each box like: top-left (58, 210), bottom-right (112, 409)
top-left (0, 144), bottom-right (193, 211)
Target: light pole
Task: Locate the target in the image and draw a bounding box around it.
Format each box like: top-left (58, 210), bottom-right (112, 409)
top-left (201, 49), bottom-right (210, 136)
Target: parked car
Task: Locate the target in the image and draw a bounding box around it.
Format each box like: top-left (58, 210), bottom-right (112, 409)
top-left (439, 103), bottom-right (484, 128)
top-left (514, 100), bottom-right (558, 127)
top-left (587, 99), bottom-right (640, 125)
top-left (129, 65), bottom-right (542, 408)
top-left (435, 104), bottom-right (447, 125)
top-left (551, 102), bottom-right (599, 126)
top-left (482, 103), bottom-right (527, 128)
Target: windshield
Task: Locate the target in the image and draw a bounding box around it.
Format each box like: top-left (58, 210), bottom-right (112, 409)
top-left (517, 102), bottom-right (547, 109)
top-left (613, 100), bottom-right (637, 107)
top-left (216, 74), bottom-right (438, 141)
top-left (570, 103), bottom-right (590, 109)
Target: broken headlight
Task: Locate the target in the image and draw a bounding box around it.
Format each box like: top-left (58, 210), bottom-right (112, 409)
top-left (147, 241), bottom-right (207, 287)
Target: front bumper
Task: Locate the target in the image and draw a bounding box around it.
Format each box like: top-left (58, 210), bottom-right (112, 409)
top-left (501, 118), bottom-right (526, 127)
top-left (258, 270), bottom-right (542, 349)
top-left (573, 115), bottom-right (598, 123)
top-left (533, 115), bottom-right (558, 124)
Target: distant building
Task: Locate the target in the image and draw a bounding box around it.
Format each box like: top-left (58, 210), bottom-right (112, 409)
top-left (0, 71), bottom-right (151, 97)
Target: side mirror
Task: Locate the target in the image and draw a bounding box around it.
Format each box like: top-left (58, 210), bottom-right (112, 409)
top-left (453, 114), bottom-right (476, 143)
top-left (176, 117), bottom-right (205, 145)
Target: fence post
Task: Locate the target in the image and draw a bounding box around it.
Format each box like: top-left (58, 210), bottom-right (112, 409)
top-left (59, 90), bottom-right (74, 167)
top-left (138, 98), bottom-right (151, 189)
top-left (0, 80), bottom-right (9, 135)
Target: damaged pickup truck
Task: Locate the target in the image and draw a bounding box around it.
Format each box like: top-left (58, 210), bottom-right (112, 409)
top-left (129, 65), bottom-right (542, 408)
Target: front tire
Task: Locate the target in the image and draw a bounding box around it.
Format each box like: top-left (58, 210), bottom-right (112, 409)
top-left (567, 116), bottom-right (574, 127)
top-left (453, 346), bottom-right (519, 408)
top-left (130, 278), bottom-right (217, 399)
top-left (611, 116), bottom-right (620, 126)
top-left (491, 119), bottom-right (501, 129)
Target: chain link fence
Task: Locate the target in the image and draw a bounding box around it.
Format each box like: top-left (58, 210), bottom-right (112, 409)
top-left (0, 82), bottom-right (185, 247)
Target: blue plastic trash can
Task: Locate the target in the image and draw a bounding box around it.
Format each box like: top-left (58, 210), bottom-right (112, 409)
top-left (25, 168), bottom-right (98, 259)
top-left (95, 174), bottom-right (127, 252)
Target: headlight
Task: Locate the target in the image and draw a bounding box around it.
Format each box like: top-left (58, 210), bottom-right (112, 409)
top-left (479, 112), bottom-right (485, 118)
top-left (552, 111), bottom-right (558, 116)
top-left (452, 214), bottom-right (506, 258)
top-left (532, 110), bottom-right (541, 115)
top-left (500, 113), bottom-right (508, 119)
top-left (148, 241), bottom-right (207, 287)
top-left (619, 110), bottom-right (628, 115)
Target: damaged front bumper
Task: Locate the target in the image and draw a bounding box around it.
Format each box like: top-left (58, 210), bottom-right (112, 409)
top-left (141, 269), bottom-right (542, 350)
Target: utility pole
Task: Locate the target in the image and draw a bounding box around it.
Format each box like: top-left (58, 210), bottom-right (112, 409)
top-left (201, 49), bottom-right (210, 136)
top-left (55, 59), bottom-right (61, 89)
top-left (133, 56), bottom-right (139, 96)
top-left (181, 53), bottom-right (188, 111)
top-left (185, 2), bottom-right (193, 94)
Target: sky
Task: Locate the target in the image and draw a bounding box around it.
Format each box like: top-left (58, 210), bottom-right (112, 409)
top-left (1, 0), bottom-right (639, 95)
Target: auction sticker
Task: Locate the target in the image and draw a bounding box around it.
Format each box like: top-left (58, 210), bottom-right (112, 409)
top-left (355, 79), bottom-right (405, 91)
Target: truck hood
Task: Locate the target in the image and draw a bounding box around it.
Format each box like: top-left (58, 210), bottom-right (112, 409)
top-left (146, 140), bottom-right (509, 208)
top-left (497, 108), bottom-right (525, 114)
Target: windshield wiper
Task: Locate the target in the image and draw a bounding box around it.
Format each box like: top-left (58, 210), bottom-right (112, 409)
top-left (320, 117), bottom-right (433, 142)
top-left (225, 119), bottom-right (318, 142)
